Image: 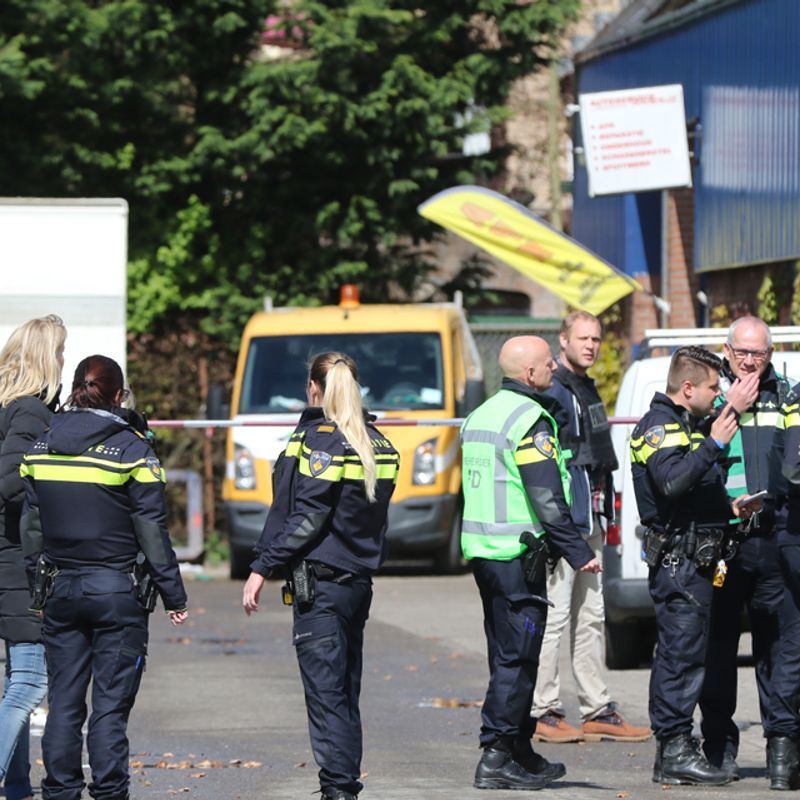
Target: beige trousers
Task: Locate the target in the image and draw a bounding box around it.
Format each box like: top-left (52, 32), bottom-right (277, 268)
top-left (531, 521), bottom-right (611, 721)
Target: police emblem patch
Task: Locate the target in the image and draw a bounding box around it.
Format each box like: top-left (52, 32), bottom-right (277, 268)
top-left (309, 450), bottom-right (332, 476)
top-left (644, 425), bottom-right (666, 448)
top-left (533, 432), bottom-right (555, 458)
top-left (146, 457), bottom-right (162, 479)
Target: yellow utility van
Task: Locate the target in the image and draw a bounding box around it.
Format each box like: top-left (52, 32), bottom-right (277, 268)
top-left (219, 288), bottom-right (484, 578)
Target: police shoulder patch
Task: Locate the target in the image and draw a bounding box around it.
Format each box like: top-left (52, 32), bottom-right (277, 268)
top-left (533, 431), bottom-right (556, 458)
top-left (146, 457), bottom-right (162, 479)
top-left (644, 425), bottom-right (666, 448)
top-left (309, 450), bottom-right (332, 476)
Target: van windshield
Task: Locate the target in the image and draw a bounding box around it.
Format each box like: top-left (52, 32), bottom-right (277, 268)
top-left (239, 332), bottom-right (445, 413)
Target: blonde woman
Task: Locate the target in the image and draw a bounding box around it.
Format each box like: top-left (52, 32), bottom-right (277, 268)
top-left (0, 314), bottom-right (66, 800)
top-left (243, 352), bottom-right (400, 800)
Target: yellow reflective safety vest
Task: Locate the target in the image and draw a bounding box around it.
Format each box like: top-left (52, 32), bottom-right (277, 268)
top-left (460, 389), bottom-right (571, 561)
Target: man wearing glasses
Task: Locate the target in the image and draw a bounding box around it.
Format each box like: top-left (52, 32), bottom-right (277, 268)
top-left (699, 316), bottom-right (795, 787)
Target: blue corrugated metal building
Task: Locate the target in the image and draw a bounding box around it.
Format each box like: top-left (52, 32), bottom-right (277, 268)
top-left (572, 0), bottom-right (800, 329)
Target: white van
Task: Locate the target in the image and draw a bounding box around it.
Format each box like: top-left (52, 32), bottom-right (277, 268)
top-left (605, 327), bottom-right (800, 668)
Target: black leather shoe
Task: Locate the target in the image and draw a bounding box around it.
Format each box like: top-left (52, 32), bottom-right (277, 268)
top-left (513, 745), bottom-right (566, 781)
top-left (474, 747), bottom-right (551, 790)
top-left (321, 788), bottom-right (357, 800)
top-left (768, 736), bottom-right (800, 790)
top-left (658, 733), bottom-right (732, 785)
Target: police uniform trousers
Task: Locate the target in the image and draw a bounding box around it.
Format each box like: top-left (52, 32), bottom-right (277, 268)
top-left (699, 531), bottom-right (782, 760)
top-left (766, 518), bottom-right (800, 742)
top-left (649, 557), bottom-right (713, 740)
top-left (292, 574), bottom-right (372, 796)
top-left (472, 556), bottom-right (547, 749)
top-left (41, 567), bottom-right (148, 800)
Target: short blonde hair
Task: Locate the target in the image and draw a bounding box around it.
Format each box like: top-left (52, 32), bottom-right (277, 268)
top-left (0, 315), bottom-right (66, 407)
top-left (560, 310), bottom-right (601, 336)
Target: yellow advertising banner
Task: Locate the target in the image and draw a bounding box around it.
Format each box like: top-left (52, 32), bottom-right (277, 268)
top-left (418, 186), bottom-right (640, 314)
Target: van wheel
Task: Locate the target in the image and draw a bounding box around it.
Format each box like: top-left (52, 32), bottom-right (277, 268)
top-left (604, 620), bottom-right (641, 669)
top-left (229, 545), bottom-right (252, 580)
top-left (433, 512), bottom-right (466, 574)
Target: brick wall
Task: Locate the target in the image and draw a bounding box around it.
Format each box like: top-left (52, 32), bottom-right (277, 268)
top-left (665, 187), bottom-right (700, 330)
top-left (629, 272), bottom-right (659, 343)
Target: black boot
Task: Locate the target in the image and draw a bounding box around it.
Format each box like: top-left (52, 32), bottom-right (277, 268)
top-left (512, 742), bottom-right (567, 782)
top-left (659, 733), bottom-right (732, 785)
top-left (474, 747), bottom-right (551, 790)
top-left (652, 738), bottom-right (662, 783)
top-left (768, 736), bottom-right (800, 790)
top-left (321, 788), bottom-right (357, 800)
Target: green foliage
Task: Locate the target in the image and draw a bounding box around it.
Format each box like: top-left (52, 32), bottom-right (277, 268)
top-left (791, 262), bottom-right (800, 326)
top-left (203, 529), bottom-right (231, 566)
top-left (758, 266), bottom-right (794, 325)
top-left (710, 304), bottom-right (731, 327)
top-left (1, 0), bottom-right (581, 347)
top-left (757, 272), bottom-right (779, 324)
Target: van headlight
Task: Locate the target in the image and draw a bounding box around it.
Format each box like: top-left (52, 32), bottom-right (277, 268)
top-left (412, 438), bottom-right (437, 485)
top-left (234, 444), bottom-right (256, 490)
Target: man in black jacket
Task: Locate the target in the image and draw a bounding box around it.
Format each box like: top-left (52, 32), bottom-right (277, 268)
top-left (533, 311), bottom-right (649, 744)
top-left (631, 346), bottom-right (757, 785)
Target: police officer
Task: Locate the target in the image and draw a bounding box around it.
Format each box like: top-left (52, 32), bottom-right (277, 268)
top-left (631, 346), bottom-right (757, 786)
top-left (461, 335), bottom-right (599, 791)
top-left (20, 354), bottom-right (188, 800)
top-left (699, 316), bottom-right (791, 783)
top-left (243, 352), bottom-right (399, 800)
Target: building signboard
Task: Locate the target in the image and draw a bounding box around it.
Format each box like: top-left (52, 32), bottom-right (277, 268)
top-left (579, 84), bottom-right (692, 197)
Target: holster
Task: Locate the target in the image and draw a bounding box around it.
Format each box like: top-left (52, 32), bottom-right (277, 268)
top-left (642, 527), bottom-right (670, 568)
top-left (30, 554), bottom-right (57, 612)
top-left (132, 552), bottom-right (158, 613)
top-left (520, 532), bottom-right (549, 585)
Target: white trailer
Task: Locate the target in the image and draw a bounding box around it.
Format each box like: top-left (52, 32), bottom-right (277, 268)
top-left (0, 198), bottom-right (128, 390)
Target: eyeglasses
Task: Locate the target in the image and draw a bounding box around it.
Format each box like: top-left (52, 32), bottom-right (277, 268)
top-left (730, 346), bottom-right (769, 363)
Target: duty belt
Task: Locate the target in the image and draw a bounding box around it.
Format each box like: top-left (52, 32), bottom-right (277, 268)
top-left (642, 522), bottom-right (736, 572)
top-left (310, 563), bottom-right (355, 583)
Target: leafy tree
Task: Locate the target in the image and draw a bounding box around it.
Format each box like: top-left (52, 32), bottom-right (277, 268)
top-left (1, 0), bottom-right (580, 345)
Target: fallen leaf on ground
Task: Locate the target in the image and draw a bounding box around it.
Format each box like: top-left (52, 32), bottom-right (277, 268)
top-left (429, 697), bottom-right (482, 708)
top-left (242, 761), bottom-right (263, 768)
top-left (190, 772), bottom-right (206, 779)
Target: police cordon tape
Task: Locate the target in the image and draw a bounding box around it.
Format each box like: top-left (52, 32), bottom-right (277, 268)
top-left (148, 417), bottom-right (641, 429)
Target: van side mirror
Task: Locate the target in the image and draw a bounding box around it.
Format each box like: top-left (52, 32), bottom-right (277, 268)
top-left (457, 379), bottom-right (486, 417)
top-left (206, 384), bottom-right (230, 420)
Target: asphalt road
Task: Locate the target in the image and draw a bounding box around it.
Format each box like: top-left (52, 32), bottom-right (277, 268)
top-left (22, 571), bottom-right (779, 799)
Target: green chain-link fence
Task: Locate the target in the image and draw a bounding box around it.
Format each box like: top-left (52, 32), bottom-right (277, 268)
top-left (469, 318), bottom-right (561, 394)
